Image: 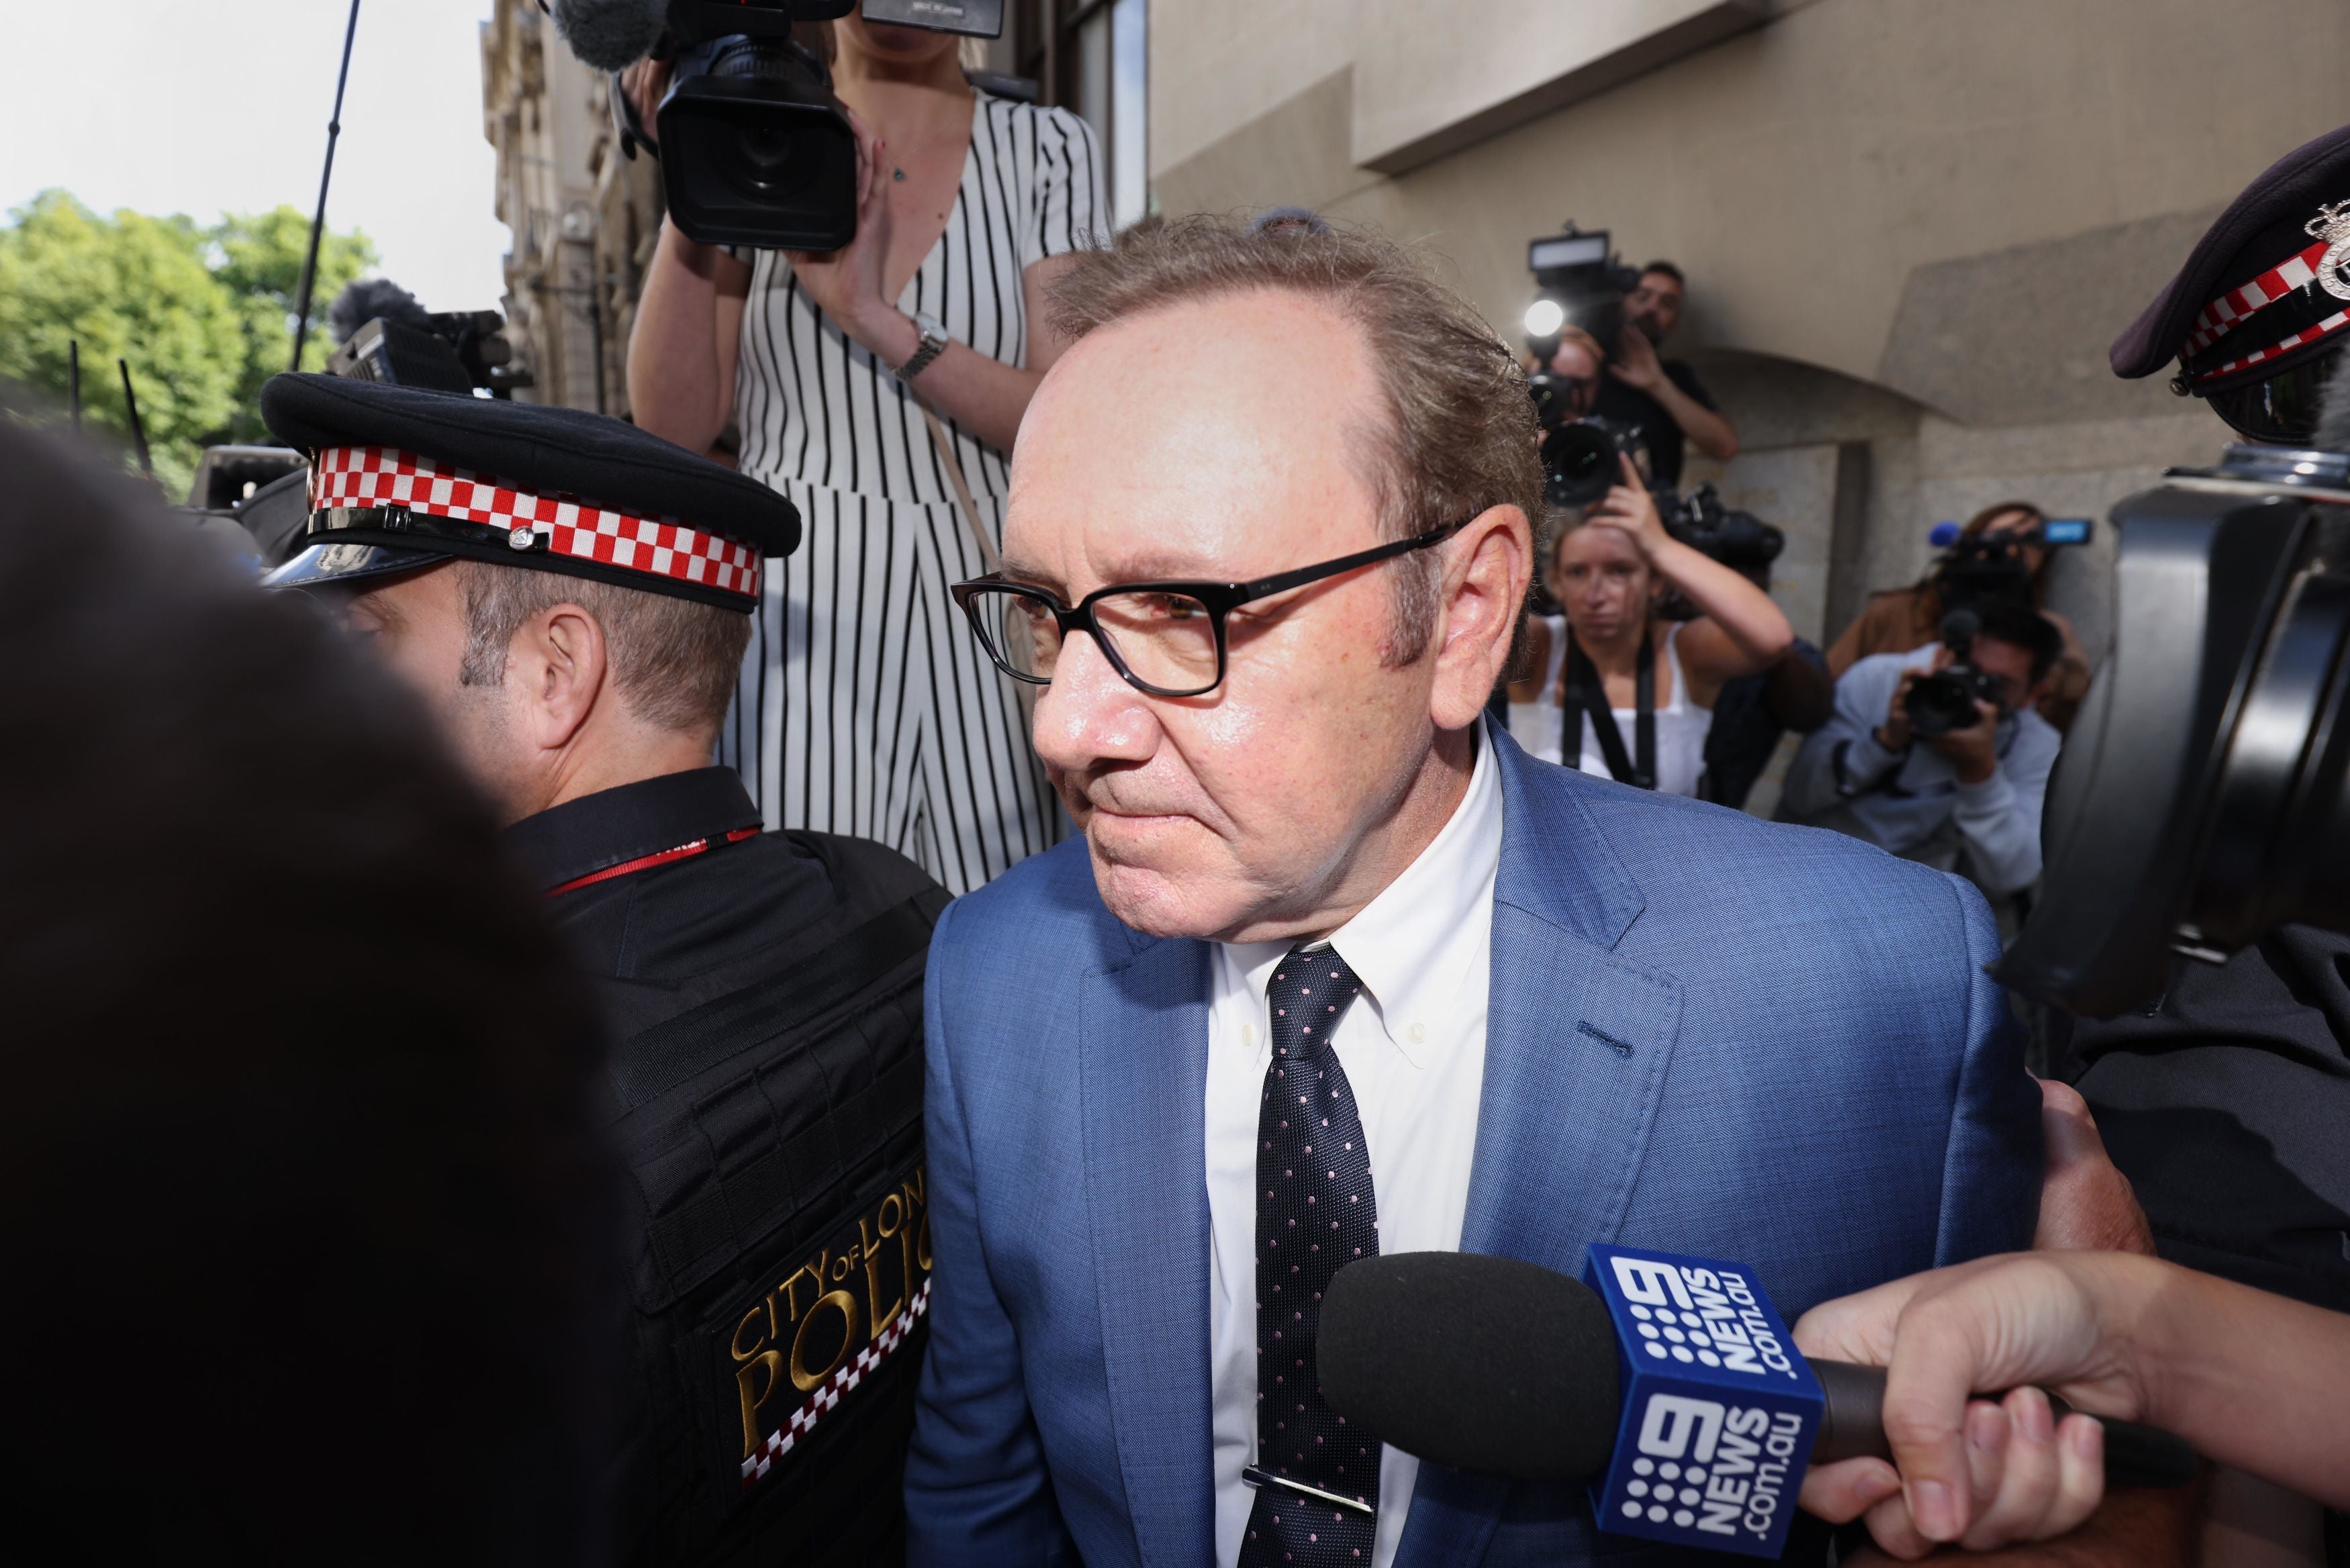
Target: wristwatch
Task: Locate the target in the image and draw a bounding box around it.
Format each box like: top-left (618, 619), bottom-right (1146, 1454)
top-left (896, 311), bottom-right (950, 382)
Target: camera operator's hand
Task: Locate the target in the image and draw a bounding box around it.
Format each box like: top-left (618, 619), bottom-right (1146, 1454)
top-left (1583, 452), bottom-right (1672, 559)
top-left (621, 58), bottom-right (670, 152)
top-left (1878, 669), bottom-right (1922, 752)
top-left (1609, 317), bottom-right (1667, 393)
top-left (786, 111), bottom-right (908, 361)
top-left (1925, 697), bottom-right (2001, 785)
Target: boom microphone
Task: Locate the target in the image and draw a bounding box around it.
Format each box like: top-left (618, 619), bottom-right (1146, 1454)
top-left (1319, 1248), bottom-right (2197, 1560)
top-left (549, 0), bottom-right (669, 72)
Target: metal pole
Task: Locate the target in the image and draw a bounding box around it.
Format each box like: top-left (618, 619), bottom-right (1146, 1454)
top-left (117, 360), bottom-right (154, 479)
top-left (289, 0), bottom-right (363, 373)
top-left (590, 277), bottom-right (608, 416)
top-left (67, 340), bottom-right (81, 430)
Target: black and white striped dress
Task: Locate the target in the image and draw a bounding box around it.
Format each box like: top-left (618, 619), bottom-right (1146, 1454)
top-left (718, 93), bottom-right (1106, 895)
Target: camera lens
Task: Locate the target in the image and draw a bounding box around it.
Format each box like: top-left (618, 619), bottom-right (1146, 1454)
top-left (1540, 422), bottom-right (1618, 509)
top-left (1904, 673), bottom-right (1978, 738)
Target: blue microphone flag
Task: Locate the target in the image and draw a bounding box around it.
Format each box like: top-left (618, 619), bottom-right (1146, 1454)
top-left (1583, 1244), bottom-right (1824, 1559)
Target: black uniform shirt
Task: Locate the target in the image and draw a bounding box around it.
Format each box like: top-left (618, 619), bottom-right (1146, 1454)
top-left (1592, 358), bottom-right (1718, 489)
top-left (506, 767), bottom-right (943, 1568)
top-left (507, 767), bottom-right (831, 1038)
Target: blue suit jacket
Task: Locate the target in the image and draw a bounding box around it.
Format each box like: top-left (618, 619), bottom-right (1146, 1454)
top-left (905, 730), bottom-right (2040, 1566)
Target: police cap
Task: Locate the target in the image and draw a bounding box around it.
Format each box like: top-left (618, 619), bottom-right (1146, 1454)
top-left (2112, 124), bottom-right (2350, 430)
top-left (259, 373), bottom-right (798, 609)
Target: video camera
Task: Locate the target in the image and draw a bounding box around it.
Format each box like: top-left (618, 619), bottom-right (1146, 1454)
top-left (566, 0), bottom-right (1004, 251)
top-left (1522, 224), bottom-right (1642, 366)
top-left (1922, 515), bottom-right (2093, 618)
top-left (327, 309), bottom-right (527, 397)
top-left (2000, 437), bottom-right (2350, 1016)
top-left (1902, 609), bottom-right (2006, 738)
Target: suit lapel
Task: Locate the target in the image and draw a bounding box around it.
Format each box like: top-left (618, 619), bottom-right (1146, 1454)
top-left (1079, 935), bottom-right (1217, 1568)
top-left (1398, 734), bottom-right (1686, 1568)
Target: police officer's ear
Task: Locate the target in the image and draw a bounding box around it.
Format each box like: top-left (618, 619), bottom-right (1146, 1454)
top-left (509, 600), bottom-right (613, 752)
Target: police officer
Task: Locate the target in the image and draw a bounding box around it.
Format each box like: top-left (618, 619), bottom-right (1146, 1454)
top-left (261, 372), bottom-right (944, 1567)
top-left (2086, 121), bottom-right (2350, 1561)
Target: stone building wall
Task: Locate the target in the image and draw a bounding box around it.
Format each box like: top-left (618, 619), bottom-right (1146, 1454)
top-left (481, 0), bottom-right (665, 418)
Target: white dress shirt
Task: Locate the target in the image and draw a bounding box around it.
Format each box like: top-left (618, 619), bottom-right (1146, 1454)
top-left (1206, 720), bottom-right (1505, 1568)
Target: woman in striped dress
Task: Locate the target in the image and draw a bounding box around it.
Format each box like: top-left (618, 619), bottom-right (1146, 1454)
top-left (627, 12), bottom-right (1105, 893)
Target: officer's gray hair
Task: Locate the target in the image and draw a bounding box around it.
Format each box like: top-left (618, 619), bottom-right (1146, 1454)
top-left (1048, 213), bottom-right (1543, 666)
top-left (453, 561), bottom-right (748, 735)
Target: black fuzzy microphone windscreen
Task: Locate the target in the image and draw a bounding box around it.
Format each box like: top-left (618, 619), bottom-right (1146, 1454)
top-left (550, 0), bottom-right (669, 72)
top-left (327, 277), bottom-right (429, 343)
top-left (1318, 1253), bottom-right (1623, 1484)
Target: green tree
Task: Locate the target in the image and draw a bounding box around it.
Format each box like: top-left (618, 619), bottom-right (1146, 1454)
top-left (212, 204), bottom-right (377, 439)
top-left (0, 191), bottom-right (375, 497)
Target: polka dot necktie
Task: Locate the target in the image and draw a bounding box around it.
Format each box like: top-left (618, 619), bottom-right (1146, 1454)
top-left (1239, 944), bottom-right (1380, 1567)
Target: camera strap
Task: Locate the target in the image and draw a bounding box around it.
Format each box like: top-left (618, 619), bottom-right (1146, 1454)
top-left (920, 401), bottom-right (1036, 728)
top-left (1562, 628), bottom-right (1656, 789)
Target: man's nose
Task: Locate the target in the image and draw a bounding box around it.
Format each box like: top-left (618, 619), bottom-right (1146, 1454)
top-left (1030, 624), bottom-right (1158, 771)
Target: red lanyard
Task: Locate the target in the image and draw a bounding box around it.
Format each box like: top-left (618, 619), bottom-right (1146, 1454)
top-left (546, 826), bottom-right (761, 897)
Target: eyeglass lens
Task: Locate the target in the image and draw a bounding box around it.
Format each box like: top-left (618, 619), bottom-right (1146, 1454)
top-left (976, 587), bottom-right (1222, 693)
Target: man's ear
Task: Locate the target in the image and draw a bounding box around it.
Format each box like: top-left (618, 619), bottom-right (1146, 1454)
top-left (508, 603), bottom-right (608, 754)
top-left (1429, 503), bottom-right (1532, 730)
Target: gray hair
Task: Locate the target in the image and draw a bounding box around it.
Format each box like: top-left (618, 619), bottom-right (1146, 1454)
top-left (1049, 213), bottom-right (1542, 665)
top-left (453, 562), bottom-right (749, 735)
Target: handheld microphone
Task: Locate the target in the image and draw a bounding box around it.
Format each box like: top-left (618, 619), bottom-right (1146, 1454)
top-left (1319, 1247), bottom-right (2197, 1561)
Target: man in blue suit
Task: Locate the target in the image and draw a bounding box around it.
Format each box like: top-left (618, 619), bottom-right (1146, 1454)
top-left (907, 214), bottom-right (2040, 1567)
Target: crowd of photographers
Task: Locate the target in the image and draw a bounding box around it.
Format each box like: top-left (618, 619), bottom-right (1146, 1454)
top-left (1506, 252), bottom-right (2085, 928)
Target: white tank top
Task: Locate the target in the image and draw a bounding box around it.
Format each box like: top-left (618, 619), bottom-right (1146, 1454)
top-left (1507, 617), bottom-right (1713, 797)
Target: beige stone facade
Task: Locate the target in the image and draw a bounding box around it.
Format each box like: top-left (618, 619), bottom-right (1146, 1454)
top-left (481, 0), bottom-right (665, 418)
top-left (1151, 0), bottom-right (2350, 797)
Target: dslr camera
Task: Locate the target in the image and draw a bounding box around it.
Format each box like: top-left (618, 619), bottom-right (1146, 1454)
top-left (575, 0), bottom-right (1004, 250)
top-left (1667, 482), bottom-right (1783, 575)
top-left (1534, 408), bottom-right (1642, 511)
top-left (1903, 609), bottom-right (2006, 738)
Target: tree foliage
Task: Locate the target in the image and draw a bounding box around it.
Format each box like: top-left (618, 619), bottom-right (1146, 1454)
top-left (0, 190), bottom-right (375, 497)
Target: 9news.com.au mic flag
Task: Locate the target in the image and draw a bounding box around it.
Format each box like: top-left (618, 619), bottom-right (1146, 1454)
top-left (1583, 1245), bottom-right (1824, 1559)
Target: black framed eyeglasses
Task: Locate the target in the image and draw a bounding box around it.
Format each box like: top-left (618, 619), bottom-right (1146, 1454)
top-left (951, 518), bottom-right (1467, 697)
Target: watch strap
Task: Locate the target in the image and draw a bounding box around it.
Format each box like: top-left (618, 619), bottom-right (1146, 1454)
top-left (896, 314), bottom-right (949, 382)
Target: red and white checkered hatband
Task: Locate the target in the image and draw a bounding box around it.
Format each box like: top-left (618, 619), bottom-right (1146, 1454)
top-left (308, 445), bottom-right (762, 601)
top-left (2183, 230), bottom-right (2350, 383)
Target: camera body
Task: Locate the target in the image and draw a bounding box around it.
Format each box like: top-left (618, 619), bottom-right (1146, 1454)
top-left (655, 0), bottom-right (860, 250)
top-left (1666, 483), bottom-right (1783, 575)
top-left (1924, 516), bottom-right (2094, 618)
top-left (1903, 609), bottom-right (2005, 738)
top-left (326, 309), bottom-right (526, 397)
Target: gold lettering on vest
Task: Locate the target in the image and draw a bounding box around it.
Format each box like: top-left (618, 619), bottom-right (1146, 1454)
top-left (862, 1197), bottom-right (906, 1339)
top-left (737, 1349), bottom-right (786, 1457)
top-left (790, 1289), bottom-right (860, 1392)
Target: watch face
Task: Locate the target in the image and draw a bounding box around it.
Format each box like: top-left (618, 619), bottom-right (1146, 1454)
top-left (915, 313), bottom-right (947, 342)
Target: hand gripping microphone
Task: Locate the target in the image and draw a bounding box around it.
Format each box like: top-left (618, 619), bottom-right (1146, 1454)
top-left (1318, 1246), bottom-right (2197, 1561)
